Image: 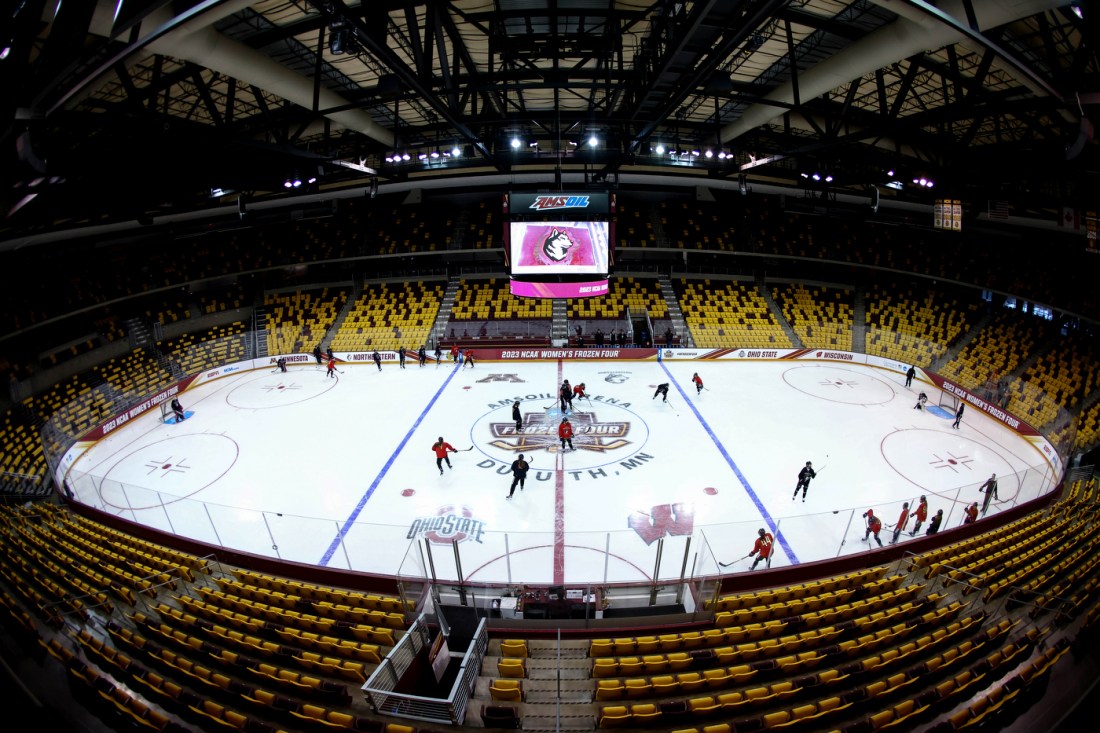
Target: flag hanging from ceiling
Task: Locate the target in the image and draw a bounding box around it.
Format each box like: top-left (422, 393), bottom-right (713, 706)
top-left (1059, 207), bottom-right (1079, 229)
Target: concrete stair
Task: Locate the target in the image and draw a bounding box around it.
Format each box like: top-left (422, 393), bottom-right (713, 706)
top-left (931, 309), bottom-right (993, 372)
top-left (551, 300), bottom-right (569, 343)
top-left (852, 288), bottom-right (867, 353)
top-left (759, 281), bottom-right (801, 348)
top-left (657, 275), bottom-right (693, 347)
top-left (428, 277), bottom-right (462, 346)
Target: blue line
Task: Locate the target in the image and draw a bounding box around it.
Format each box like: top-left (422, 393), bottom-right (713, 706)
top-left (660, 363), bottom-right (799, 564)
top-left (319, 363), bottom-right (462, 566)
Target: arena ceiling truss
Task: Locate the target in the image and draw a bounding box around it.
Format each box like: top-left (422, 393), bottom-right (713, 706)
top-left (1, 0), bottom-right (1098, 234)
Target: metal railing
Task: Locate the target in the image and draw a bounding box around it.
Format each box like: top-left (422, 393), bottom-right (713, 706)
top-left (362, 614), bottom-right (488, 725)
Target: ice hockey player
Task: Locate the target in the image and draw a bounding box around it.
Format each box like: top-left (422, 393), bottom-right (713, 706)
top-left (326, 356), bottom-right (337, 378)
top-left (276, 357), bottom-right (287, 373)
top-left (512, 401), bottom-right (523, 432)
top-left (432, 437), bottom-right (457, 475)
top-left (652, 383), bottom-right (669, 402)
top-left (978, 473), bottom-right (999, 517)
top-left (692, 372), bottom-right (704, 395)
top-left (748, 528), bottom-right (774, 570)
top-left (464, 350), bottom-right (475, 369)
top-left (506, 454), bottom-right (530, 499)
top-left (913, 392), bottom-right (928, 410)
top-left (926, 509), bottom-right (944, 535)
top-left (560, 381), bottom-right (573, 412)
top-left (170, 398), bottom-right (186, 422)
top-left (372, 350), bottom-right (382, 372)
top-left (313, 344), bottom-right (323, 366)
top-left (573, 382), bottom-right (588, 401)
top-left (792, 461), bottom-right (816, 501)
top-left (558, 417), bottom-right (575, 452)
top-left (435, 343), bottom-right (442, 367)
top-left (910, 496), bottom-right (928, 535)
top-left (891, 502), bottom-right (910, 544)
top-left (418, 345), bottom-right (427, 367)
top-left (862, 509), bottom-right (883, 547)
top-left (398, 349), bottom-right (406, 369)
top-left (963, 502), bottom-right (979, 525)
top-left (450, 343), bottom-right (459, 363)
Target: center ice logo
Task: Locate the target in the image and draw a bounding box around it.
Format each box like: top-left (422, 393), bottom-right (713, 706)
top-left (407, 505), bottom-right (487, 544)
top-left (489, 409), bottom-right (631, 453)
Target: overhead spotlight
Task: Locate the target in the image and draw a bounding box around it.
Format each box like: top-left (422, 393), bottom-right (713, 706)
top-left (691, 149), bottom-right (700, 157)
top-left (704, 149), bottom-right (714, 158)
top-left (401, 153), bottom-right (411, 161)
top-left (1071, 4), bottom-right (1083, 19)
top-left (430, 150), bottom-right (440, 158)
top-left (418, 152), bottom-right (428, 161)
top-left (824, 175), bottom-right (833, 183)
top-left (452, 146), bottom-right (461, 157)
top-left (812, 173), bottom-right (821, 181)
top-left (0, 46), bottom-right (10, 61)
top-left (283, 180), bottom-right (293, 189)
top-left (567, 139), bottom-right (578, 147)
top-left (384, 155), bottom-right (394, 163)
top-left (717, 151), bottom-right (726, 159)
top-left (655, 144), bottom-right (666, 155)
top-left (913, 178), bottom-right (920, 184)
top-left (918, 177), bottom-right (927, 186)
top-left (926, 180), bottom-right (934, 188)
top-left (511, 137), bottom-right (521, 149)
top-left (800, 172), bottom-right (809, 178)
top-left (292, 178), bottom-right (302, 188)
top-left (887, 169), bottom-right (895, 177)
top-left (589, 135), bottom-right (599, 147)
top-left (307, 177), bottom-right (317, 184)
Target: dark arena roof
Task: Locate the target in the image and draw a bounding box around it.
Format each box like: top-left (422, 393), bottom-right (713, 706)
top-left (0, 0), bottom-right (1097, 239)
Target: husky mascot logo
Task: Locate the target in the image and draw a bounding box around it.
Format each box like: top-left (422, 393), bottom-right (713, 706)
top-left (542, 227), bottom-right (576, 262)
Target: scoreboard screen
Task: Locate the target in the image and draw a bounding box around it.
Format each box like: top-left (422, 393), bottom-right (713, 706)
top-left (508, 221), bottom-right (610, 276)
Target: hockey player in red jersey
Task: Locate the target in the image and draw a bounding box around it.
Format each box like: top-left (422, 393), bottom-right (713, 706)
top-left (573, 383), bottom-right (588, 401)
top-left (558, 417), bottom-right (574, 451)
top-left (862, 509), bottom-right (883, 547)
top-left (749, 528), bottom-right (774, 570)
top-left (910, 496), bottom-right (928, 536)
top-left (891, 503), bottom-right (909, 544)
top-left (691, 372), bottom-right (704, 395)
top-left (432, 437), bottom-right (457, 475)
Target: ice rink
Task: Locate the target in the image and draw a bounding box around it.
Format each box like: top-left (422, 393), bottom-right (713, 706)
top-left (64, 356), bottom-right (1058, 585)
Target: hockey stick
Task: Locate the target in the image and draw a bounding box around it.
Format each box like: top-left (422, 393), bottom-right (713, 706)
top-left (719, 554), bottom-right (752, 568)
top-left (459, 447), bottom-right (474, 452)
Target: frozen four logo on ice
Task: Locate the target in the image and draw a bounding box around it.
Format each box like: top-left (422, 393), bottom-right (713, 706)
top-left (490, 408), bottom-right (632, 453)
top-left (407, 505), bottom-right (486, 544)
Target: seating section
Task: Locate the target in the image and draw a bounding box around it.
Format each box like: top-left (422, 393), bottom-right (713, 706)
top-left (774, 284), bottom-right (853, 351)
top-left (865, 285), bottom-right (977, 365)
top-left (157, 322), bottom-right (248, 377)
top-left (450, 279), bottom-right (552, 321)
top-left (330, 282), bottom-right (443, 353)
top-left (266, 288), bottom-right (348, 356)
top-left (677, 279), bottom-right (793, 349)
top-left (655, 199), bottom-right (735, 250)
top-left (938, 311), bottom-right (1047, 394)
top-left (1007, 331), bottom-right (1100, 431)
top-left (616, 197), bottom-right (657, 247)
top-left (568, 277), bottom-right (668, 321)
top-left (2, 481), bottom-right (1098, 733)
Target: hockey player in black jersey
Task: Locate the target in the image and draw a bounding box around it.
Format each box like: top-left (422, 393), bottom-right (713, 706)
top-left (792, 461), bottom-right (816, 502)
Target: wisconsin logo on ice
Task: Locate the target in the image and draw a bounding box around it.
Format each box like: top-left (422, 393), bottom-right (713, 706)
top-left (489, 409), bottom-right (631, 453)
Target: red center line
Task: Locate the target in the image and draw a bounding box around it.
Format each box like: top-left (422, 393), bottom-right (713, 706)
top-left (554, 357), bottom-right (566, 585)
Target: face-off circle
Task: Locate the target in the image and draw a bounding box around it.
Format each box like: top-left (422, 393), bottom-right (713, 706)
top-left (470, 398), bottom-right (651, 471)
top-left (782, 365), bottom-right (896, 406)
top-left (226, 371), bottom-right (337, 409)
top-left (96, 433), bottom-right (240, 509)
top-left (880, 428), bottom-right (1019, 499)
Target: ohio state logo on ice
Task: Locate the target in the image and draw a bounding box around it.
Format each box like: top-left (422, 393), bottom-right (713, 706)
top-left (407, 505), bottom-right (486, 544)
top-left (489, 409), bottom-right (632, 453)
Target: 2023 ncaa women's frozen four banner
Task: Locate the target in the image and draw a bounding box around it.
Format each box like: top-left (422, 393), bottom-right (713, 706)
top-left (510, 280), bottom-right (610, 298)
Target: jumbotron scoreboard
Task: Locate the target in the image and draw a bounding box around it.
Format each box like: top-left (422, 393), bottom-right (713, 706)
top-left (503, 192), bottom-right (615, 298)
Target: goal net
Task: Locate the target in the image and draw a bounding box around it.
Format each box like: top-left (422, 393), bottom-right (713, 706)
top-left (937, 389), bottom-right (959, 413)
top-left (159, 401), bottom-right (179, 423)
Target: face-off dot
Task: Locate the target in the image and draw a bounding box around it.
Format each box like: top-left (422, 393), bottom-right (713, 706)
top-left (704, 487), bottom-right (718, 495)
top-left (401, 489), bottom-right (415, 497)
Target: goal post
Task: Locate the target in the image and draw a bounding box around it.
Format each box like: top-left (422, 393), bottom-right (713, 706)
top-left (938, 389), bottom-right (959, 413)
top-left (159, 401), bottom-right (175, 423)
